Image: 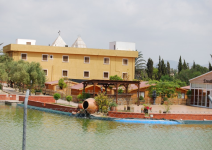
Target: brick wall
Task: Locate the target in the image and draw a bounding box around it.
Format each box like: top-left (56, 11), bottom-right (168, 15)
top-left (27, 100), bottom-right (78, 113)
top-left (0, 94), bottom-right (16, 100)
top-left (19, 96), bottom-right (55, 103)
top-left (108, 111), bottom-right (212, 120)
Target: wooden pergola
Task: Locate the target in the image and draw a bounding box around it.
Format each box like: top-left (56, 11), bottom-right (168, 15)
top-left (82, 80), bottom-right (140, 105)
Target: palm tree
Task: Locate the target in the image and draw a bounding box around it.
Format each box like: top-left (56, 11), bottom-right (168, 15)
top-left (135, 51), bottom-right (146, 79)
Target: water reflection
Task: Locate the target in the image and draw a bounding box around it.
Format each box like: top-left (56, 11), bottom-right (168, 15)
top-left (1, 105), bottom-right (212, 150)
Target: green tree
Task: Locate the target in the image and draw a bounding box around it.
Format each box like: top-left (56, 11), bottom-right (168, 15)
top-left (66, 95), bottom-right (73, 105)
top-left (0, 43), bottom-right (3, 54)
top-left (209, 62), bottom-right (212, 71)
top-left (178, 56), bottom-right (183, 73)
top-left (0, 54), bottom-right (13, 86)
top-left (167, 61), bottom-right (170, 76)
top-left (53, 93), bottom-right (61, 103)
top-left (183, 59), bottom-right (187, 70)
top-left (135, 51), bottom-right (146, 79)
top-left (0, 64), bottom-right (8, 89)
top-left (148, 80), bottom-right (180, 101)
top-left (94, 92), bottom-right (112, 113)
top-left (192, 61), bottom-right (196, 69)
top-left (161, 59), bottom-right (166, 76)
top-left (160, 75), bottom-right (173, 82)
top-left (118, 88), bottom-right (124, 94)
top-left (10, 60), bottom-right (30, 92)
top-left (58, 78), bottom-right (67, 89)
top-left (152, 68), bottom-right (158, 80)
top-left (175, 64), bottom-right (208, 85)
top-left (27, 62), bottom-right (46, 90)
top-left (157, 56), bottom-right (162, 80)
top-left (0, 54), bottom-right (46, 92)
top-left (109, 75), bottom-right (123, 81)
top-left (187, 63), bottom-right (190, 69)
top-left (140, 69), bottom-right (149, 81)
top-left (135, 51), bottom-right (146, 70)
top-left (146, 58), bottom-right (153, 79)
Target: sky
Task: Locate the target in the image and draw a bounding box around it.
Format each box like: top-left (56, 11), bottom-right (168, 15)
top-left (0, 0), bottom-right (212, 68)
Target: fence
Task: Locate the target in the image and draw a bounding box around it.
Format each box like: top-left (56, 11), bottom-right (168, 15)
top-left (1, 102), bottom-right (212, 150)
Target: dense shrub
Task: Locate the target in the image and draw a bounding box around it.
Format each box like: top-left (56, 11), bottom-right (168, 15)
top-left (94, 92), bottom-right (112, 113)
top-left (118, 88), bottom-right (123, 94)
top-left (58, 78), bottom-right (67, 89)
top-left (109, 75), bottom-right (123, 81)
top-left (139, 95), bottom-right (144, 100)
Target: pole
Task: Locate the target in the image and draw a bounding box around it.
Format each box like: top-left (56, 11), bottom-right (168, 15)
top-left (22, 89), bottom-right (29, 150)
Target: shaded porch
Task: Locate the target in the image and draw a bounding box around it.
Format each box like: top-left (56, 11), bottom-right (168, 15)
top-left (82, 80), bottom-right (140, 105)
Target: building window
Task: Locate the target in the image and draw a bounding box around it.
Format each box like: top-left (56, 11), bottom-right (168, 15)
top-left (123, 59), bottom-right (128, 65)
top-left (178, 93), bottom-right (185, 99)
top-left (182, 93), bottom-right (185, 99)
top-left (122, 73), bottom-right (128, 79)
top-left (62, 70), bottom-right (68, 77)
top-left (26, 42), bottom-right (31, 45)
top-left (104, 58), bottom-right (110, 64)
top-left (84, 56), bottom-right (90, 63)
top-left (42, 54), bottom-right (48, 61)
top-left (63, 55), bottom-right (69, 62)
top-left (21, 53), bottom-right (27, 60)
top-left (139, 92), bottom-right (145, 98)
top-left (43, 69), bottom-right (47, 76)
top-left (50, 55), bottom-right (53, 59)
top-left (84, 71), bottom-right (89, 78)
top-left (103, 72), bottom-right (109, 78)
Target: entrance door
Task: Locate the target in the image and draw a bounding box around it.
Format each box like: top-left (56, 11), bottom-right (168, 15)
top-left (198, 89), bottom-right (203, 106)
top-left (206, 91), bottom-right (210, 107)
top-left (202, 90), bottom-right (206, 106)
top-left (194, 89), bottom-right (198, 105)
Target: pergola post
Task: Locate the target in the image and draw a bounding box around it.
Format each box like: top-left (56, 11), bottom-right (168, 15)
top-left (103, 84), bottom-right (109, 94)
top-left (83, 82), bottom-right (87, 93)
top-left (124, 84), bottom-right (129, 94)
top-left (116, 83), bottom-right (118, 104)
top-left (137, 82), bottom-right (140, 106)
top-left (93, 82), bottom-right (97, 97)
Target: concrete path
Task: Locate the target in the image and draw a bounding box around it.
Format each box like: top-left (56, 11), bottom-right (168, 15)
top-left (118, 104), bottom-right (212, 114)
top-left (56, 99), bottom-right (79, 107)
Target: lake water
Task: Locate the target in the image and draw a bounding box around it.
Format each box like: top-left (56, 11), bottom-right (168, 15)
top-left (0, 104), bottom-right (212, 150)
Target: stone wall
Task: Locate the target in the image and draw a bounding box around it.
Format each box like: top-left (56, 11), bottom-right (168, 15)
top-left (108, 94), bottom-right (132, 105)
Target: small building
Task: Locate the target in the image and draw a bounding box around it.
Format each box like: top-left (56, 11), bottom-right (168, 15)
top-left (16, 39), bottom-right (36, 45)
top-left (128, 81), bottom-right (188, 104)
top-left (189, 71), bottom-right (212, 108)
top-left (109, 41), bottom-right (135, 51)
top-left (70, 83), bottom-right (107, 96)
top-left (45, 80), bottom-right (78, 91)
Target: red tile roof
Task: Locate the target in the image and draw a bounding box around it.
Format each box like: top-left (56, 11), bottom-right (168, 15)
top-left (70, 83), bottom-right (103, 90)
top-left (71, 83), bottom-right (83, 90)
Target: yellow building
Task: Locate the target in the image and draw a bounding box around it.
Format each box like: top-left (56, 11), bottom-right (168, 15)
top-left (3, 38), bottom-right (138, 82)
